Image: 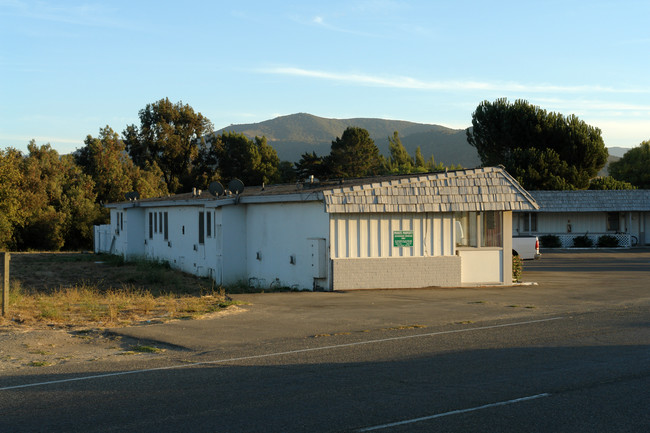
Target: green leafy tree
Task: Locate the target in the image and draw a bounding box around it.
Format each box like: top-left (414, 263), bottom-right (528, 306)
top-left (278, 161), bottom-right (297, 183)
top-left (0, 148), bottom-right (25, 249)
top-left (123, 98), bottom-right (213, 193)
top-left (509, 147), bottom-right (576, 190)
top-left (329, 127), bottom-right (381, 178)
top-left (76, 126), bottom-right (168, 203)
top-left (16, 142), bottom-right (102, 250)
top-left (58, 155), bottom-right (104, 250)
top-left (608, 140), bottom-right (650, 188)
top-left (254, 135), bottom-right (281, 184)
top-left (201, 132), bottom-right (280, 187)
top-left (295, 151), bottom-right (330, 180)
top-left (588, 176), bottom-right (636, 190)
top-left (414, 146), bottom-right (426, 169)
top-left (388, 131), bottom-right (413, 170)
top-left (466, 98), bottom-right (608, 190)
top-left (18, 142), bottom-right (69, 250)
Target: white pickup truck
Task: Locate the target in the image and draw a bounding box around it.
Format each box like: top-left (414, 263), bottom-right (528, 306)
top-left (512, 236), bottom-right (541, 260)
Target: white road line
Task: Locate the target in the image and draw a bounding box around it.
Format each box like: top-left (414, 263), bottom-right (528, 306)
top-left (356, 393), bottom-right (552, 432)
top-left (0, 317), bottom-right (563, 391)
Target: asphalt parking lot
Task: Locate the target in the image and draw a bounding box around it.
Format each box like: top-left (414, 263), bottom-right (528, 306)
top-left (112, 248), bottom-right (650, 352)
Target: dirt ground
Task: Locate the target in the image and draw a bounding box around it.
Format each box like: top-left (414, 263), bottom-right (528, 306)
top-left (0, 328), bottom-right (138, 371)
top-left (0, 252), bottom-right (235, 370)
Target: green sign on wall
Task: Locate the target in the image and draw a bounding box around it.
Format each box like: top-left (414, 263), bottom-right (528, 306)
top-left (393, 230), bottom-right (414, 247)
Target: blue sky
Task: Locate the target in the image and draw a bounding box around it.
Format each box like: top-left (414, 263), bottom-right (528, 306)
top-left (2, 0), bottom-right (649, 156)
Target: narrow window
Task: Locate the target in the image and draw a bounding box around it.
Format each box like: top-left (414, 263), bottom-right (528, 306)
top-left (481, 211), bottom-right (503, 247)
top-left (159, 212), bottom-right (163, 234)
top-left (149, 212), bottom-right (153, 239)
top-left (198, 212), bottom-right (205, 244)
top-left (206, 212), bottom-right (212, 238)
top-left (522, 213), bottom-right (538, 232)
top-left (164, 212), bottom-right (169, 240)
top-left (115, 212), bottom-right (120, 234)
top-left (606, 212), bottom-right (619, 231)
top-left (120, 212), bottom-right (123, 231)
top-left (154, 211), bottom-right (158, 233)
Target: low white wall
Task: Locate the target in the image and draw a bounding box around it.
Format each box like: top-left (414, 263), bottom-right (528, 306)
top-left (458, 249), bottom-right (503, 284)
top-left (332, 256), bottom-right (461, 290)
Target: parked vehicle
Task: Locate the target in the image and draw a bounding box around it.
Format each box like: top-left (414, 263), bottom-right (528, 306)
top-left (513, 236), bottom-right (541, 260)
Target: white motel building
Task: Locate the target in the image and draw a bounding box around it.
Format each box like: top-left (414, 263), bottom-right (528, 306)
top-left (95, 167), bottom-right (539, 290)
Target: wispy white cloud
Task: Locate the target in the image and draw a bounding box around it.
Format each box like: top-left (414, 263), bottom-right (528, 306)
top-left (260, 66), bottom-right (650, 95)
top-left (306, 14), bottom-right (383, 38)
top-left (0, 133), bottom-right (82, 146)
top-left (1, 0), bottom-right (125, 28)
top-left (535, 97), bottom-right (650, 114)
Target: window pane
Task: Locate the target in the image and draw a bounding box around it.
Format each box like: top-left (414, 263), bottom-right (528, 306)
top-left (530, 213), bottom-right (537, 232)
top-left (164, 212), bottom-right (168, 240)
top-left (482, 212), bottom-right (502, 247)
top-left (454, 212), bottom-right (477, 247)
top-left (149, 212), bottom-right (153, 239)
top-left (207, 212), bottom-right (212, 238)
top-left (198, 212), bottom-right (205, 244)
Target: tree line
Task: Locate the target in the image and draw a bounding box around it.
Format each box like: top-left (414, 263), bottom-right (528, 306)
top-left (0, 98), bottom-right (460, 251)
top-left (2, 97), bottom-right (647, 251)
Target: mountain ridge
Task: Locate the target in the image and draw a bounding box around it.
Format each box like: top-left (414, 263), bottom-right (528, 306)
top-left (216, 113), bottom-right (481, 168)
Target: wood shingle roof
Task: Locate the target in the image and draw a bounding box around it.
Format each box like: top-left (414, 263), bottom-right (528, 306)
top-left (322, 167), bottom-right (538, 213)
top-left (528, 190), bottom-right (650, 212)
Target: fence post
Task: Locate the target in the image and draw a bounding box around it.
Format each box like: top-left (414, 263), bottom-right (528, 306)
top-left (1, 252), bottom-right (9, 317)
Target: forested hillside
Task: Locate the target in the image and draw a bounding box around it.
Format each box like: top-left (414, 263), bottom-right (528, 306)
top-left (216, 113), bottom-right (480, 168)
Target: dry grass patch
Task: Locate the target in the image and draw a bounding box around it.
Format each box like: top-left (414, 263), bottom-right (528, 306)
top-left (1, 253), bottom-right (243, 329)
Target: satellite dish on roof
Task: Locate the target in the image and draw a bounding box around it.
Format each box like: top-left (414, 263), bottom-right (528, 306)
top-left (124, 191), bottom-right (140, 201)
top-left (228, 178), bottom-right (245, 195)
top-left (208, 181), bottom-right (225, 197)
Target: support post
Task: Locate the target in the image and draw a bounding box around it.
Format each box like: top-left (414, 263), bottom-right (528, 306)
top-left (2, 252), bottom-right (9, 317)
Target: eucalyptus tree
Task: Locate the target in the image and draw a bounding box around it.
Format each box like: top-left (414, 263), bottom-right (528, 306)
top-left (123, 98), bottom-right (213, 193)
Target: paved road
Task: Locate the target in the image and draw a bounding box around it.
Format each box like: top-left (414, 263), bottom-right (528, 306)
top-left (1, 250), bottom-right (649, 432)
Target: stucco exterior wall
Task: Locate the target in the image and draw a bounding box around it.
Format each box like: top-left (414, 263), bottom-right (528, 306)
top-left (244, 201), bottom-right (329, 290)
top-left (136, 206), bottom-right (221, 278)
top-left (458, 249), bottom-right (503, 284)
top-left (332, 256), bottom-right (461, 289)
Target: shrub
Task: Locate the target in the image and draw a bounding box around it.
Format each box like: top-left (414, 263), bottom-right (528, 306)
top-left (512, 255), bottom-right (523, 283)
top-left (539, 234), bottom-right (562, 248)
top-left (597, 235), bottom-right (619, 248)
top-left (572, 234), bottom-right (593, 248)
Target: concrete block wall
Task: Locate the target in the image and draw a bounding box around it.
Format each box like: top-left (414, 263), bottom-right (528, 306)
top-left (332, 256), bottom-right (461, 290)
